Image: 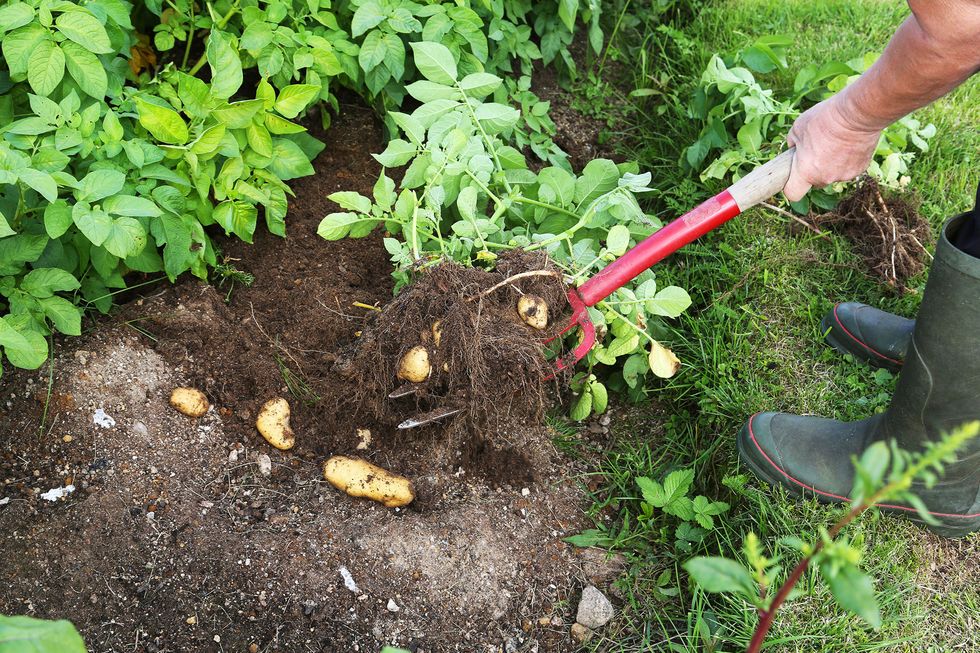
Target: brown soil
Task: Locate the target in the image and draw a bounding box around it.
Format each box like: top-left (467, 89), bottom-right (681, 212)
top-left (532, 65), bottom-right (621, 172)
top-left (0, 103), bottom-right (619, 652)
top-left (814, 178), bottom-right (932, 291)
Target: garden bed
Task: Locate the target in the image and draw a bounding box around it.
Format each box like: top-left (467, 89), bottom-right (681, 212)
top-left (0, 104), bottom-right (614, 652)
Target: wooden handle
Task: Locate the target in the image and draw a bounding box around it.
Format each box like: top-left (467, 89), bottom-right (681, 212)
top-left (727, 147), bottom-right (795, 211)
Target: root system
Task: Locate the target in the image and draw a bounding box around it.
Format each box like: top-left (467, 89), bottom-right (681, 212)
top-left (335, 249), bottom-right (568, 452)
top-left (816, 178), bottom-right (931, 290)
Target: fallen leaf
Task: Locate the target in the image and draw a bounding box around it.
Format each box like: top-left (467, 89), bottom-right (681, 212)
top-left (648, 340), bottom-right (681, 378)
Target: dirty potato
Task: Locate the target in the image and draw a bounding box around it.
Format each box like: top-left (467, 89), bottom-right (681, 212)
top-left (396, 345), bottom-right (431, 382)
top-left (517, 294), bottom-right (549, 330)
top-left (323, 456), bottom-right (414, 508)
top-left (169, 387), bottom-right (209, 417)
top-left (256, 397), bottom-right (295, 450)
top-left (431, 320), bottom-right (443, 347)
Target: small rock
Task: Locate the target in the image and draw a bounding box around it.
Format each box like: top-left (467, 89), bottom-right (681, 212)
top-left (93, 408), bottom-right (115, 429)
top-left (570, 622), bottom-right (592, 643)
top-left (576, 585), bottom-right (614, 629)
top-left (256, 454), bottom-right (272, 477)
top-left (578, 547), bottom-right (627, 587)
top-left (355, 428), bottom-right (372, 450)
top-left (386, 598), bottom-right (400, 612)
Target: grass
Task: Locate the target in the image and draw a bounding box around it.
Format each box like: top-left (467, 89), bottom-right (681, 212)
top-left (568, 1), bottom-right (980, 651)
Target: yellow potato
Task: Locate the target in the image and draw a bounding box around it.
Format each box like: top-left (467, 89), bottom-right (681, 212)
top-left (323, 456), bottom-right (414, 508)
top-left (397, 345), bottom-right (431, 382)
top-left (256, 397), bottom-right (295, 450)
top-left (169, 387), bottom-right (209, 417)
top-left (517, 294), bottom-right (548, 330)
top-left (431, 320), bottom-right (443, 347)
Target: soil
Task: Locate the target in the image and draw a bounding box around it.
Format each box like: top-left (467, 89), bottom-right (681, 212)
top-left (812, 178), bottom-right (932, 290)
top-left (0, 102), bottom-right (621, 652)
top-left (532, 65), bottom-right (621, 172)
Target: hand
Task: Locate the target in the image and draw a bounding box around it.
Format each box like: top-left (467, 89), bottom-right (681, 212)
top-left (783, 94), bottom-right (882, 202)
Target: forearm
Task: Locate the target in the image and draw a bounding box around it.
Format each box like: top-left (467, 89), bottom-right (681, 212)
top-left (838, 1), bottom-right (980, 132)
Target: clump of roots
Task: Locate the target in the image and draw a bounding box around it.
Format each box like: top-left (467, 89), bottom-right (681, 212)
top-left (335, 250), bottom-right (568, 445)
top-left (816, 177), bottom-right (931, 291)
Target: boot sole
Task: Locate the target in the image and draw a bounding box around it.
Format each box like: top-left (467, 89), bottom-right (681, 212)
top-left (738, 415), bottom-right (980, 538)
top-left (821, 307), bottom-right (903, 372)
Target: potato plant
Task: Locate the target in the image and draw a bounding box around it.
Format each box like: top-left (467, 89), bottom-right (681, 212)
top-left (0, 0), bottom-right (608, 377)
top-left (319, 42), bottom-right (694, 420)
top-left (683, 35), bottom-right (936, 213)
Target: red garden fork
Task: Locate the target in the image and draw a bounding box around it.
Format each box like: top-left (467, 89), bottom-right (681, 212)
top-left (551, 147), bottom-right (796, 372)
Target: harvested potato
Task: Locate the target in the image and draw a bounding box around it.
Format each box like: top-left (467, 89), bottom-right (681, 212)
top-left (323, 456), bottom-right (414, 508)
top-left (256, 397), bottom-right (295, 450)
top-left (431, 320), bottom-right (443, 347)
top-left (170, 387), bottom-right (209, 417)
top-left (517, 294), bottom-right (548, 330)
top-left (397, 345), bottom-right (431, 382)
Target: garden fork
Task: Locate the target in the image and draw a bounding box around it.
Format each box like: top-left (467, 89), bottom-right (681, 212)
top-left (550, 147), bottom-right (796, 372)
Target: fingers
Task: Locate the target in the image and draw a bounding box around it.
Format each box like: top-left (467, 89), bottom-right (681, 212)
top-left (782, 152), bottom-right (811, 202)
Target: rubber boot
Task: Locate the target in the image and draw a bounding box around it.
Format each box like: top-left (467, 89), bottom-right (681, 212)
top-left (821, 302), bottom-right (913, 371)
top-left (738, 213), bottom-right (980, 537)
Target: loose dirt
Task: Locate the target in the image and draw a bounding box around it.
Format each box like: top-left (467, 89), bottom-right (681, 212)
top-left (0, 102), bottom-right (619, 652)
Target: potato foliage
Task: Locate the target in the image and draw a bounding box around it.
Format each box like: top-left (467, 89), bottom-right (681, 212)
top-left (0, 0), bottom-right (605, 378)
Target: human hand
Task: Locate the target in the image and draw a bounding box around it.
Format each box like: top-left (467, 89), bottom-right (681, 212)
top-left (783, 94), bottom-right (883, 202)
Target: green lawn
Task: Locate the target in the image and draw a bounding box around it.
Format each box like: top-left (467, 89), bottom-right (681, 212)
top-left (572, 1), bottom-right (979, 651)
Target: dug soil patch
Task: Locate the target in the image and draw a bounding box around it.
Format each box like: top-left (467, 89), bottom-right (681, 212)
top-left (0, 104), bottom-right (616, 652)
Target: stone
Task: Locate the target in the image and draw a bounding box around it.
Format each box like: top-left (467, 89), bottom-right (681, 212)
top-left (256, 453), bottom-right (272, 477)
top-left (578, 547), bottom-right (627, 587)
top-left (576, 585), bottom-right (614, 629)
top-left (570, 622), bottom-right (592, 643)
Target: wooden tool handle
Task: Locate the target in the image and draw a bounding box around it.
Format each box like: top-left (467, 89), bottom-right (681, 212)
top-left (728, 147), bottom-right (796, 211)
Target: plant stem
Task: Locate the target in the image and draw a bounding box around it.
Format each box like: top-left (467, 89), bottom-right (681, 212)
top-left (511, 195), bottom-right (580, 221)
top-left (597, 301), bottom-right (655, 345)
top-left (525, 202), bottom-right (600, 252)
top-left (186, 1), bottom-right (241, 76)
top-left (746, 480), bottom-right (902, 653)
top-left (597, 0), bottom-right (631, 76)
top-left (456, 86), bottom-right (512, 194)
top-left (181, 0), bottom-right (196, 70)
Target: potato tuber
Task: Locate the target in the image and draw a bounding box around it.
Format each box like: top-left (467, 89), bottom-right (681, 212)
top-left (256, 397), bottom-right (295, 450)
top-left (517, 294), bottom-right (548, 330)
top-left (397, 345), bottom-right (431, 382)
top-left (170, 387), bottom-right (209, 417)
top-left (323, 456), bottom-right (414, 508)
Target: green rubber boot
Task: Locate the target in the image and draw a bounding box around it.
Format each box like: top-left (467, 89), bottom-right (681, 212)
top-left (821, 302), bottom-right (914, 371)
top-left (738, 213), bottom-right (980, 538)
